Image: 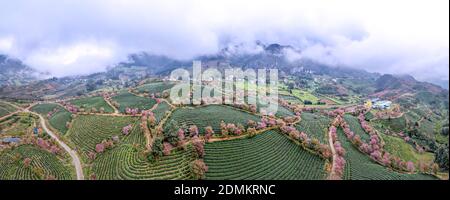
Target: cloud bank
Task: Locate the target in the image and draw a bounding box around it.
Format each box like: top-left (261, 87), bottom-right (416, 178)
top-left (0, 0), bottom-right (448, 84)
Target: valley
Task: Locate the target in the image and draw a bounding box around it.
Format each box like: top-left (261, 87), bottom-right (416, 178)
top-left (1, 62), bottom-right (448, 180)
top-left (0, 43), bottom-right (448, 180)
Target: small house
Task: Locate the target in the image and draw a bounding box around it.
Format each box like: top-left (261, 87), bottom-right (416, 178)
top-left (1, 137), bottom-right (21, 144)
top-left (372, 100), bottom-right (392, 110)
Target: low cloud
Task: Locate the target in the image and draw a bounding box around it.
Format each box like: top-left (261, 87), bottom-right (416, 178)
top-left (25, 40), bottom-right (121, 77)
top-left (0, 0), bottom-right (448, 83)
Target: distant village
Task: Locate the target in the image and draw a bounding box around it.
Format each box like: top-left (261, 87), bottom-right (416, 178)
top-left (366, 98), bottom-right (392, 110)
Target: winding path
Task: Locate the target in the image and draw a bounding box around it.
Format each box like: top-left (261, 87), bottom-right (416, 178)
top-left (328, 128), bottom-right (338, 180)
top-left (103, 97), bottom-right (120, 114)
top-left (29, 110), bottom-right (85, 180)
top-left (8, 102), bottom-right (86, 180)
top-left (0, 101), bottom-right (23, 121)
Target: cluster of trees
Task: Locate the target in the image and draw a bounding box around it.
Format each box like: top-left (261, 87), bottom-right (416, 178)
top-left (149, 125), bottom-right (208, 163)
top-left (345, 106), bottom-right (367, 117)
top-left (176, 128), bottom-right (186, 148)
top-left (122, 124), bottom-right (132, 136)
top-left (161, 121), bottom-right (182, 147)
top-left (227, 101), bottom-right (258, 114)
top-left (333, 141), bottom-right (346, 179)
top-left (328, 125), bottom-right (346, 179)
top-left (46, 107), bottom-right (61, 118)
top-left (31, 137), bottom-right (62, 155)
top-left (323, 108), bottom-right (345, 118)
top-left (247, 127), bottom-right (257, 138)
top-left (247, 120), bottom-right (257, 128)
top-left (149, 93), bottom-right (164, 103)
top-left (332, 113), bottom-right (440, 174)
top-left (204, 126), bottom-right (214, 141)
top-left (220, 121), bottom-right (246, 136)
top-left (148, 138), bottom-right (164, 162)
top-left (280, 125), bottom-right (332, 160)
top-left (282, 116), bottom-right (299, 124)
top-left (157, 124), bottom-right (204, 158)
top-left (250, 116), bottom-right (280, 130)
top-left (125, 107), bottom-right (140, 116)
top-left (149, 92), bottom-right (169, 99)
top-left (385, 130), bottom-right (426, 153)
top-left (278, 98), bottom-right (302, 116)
top-left (192, 136), bottom-right (205, 158)
top-left (162, 142), bottom-right (173, 156)
top-left (12, 137), bottom-right (62, 156)
top-left (262, 116), bottom-right (279, 127)
top-left (189, 125), bottom-right (199, 137)
top-left (435, 144), bottom-right (449, 171)
top-left (141, 110), bottom-right (156, 128)
top-left (61, 102), bottom-right (78, 113)
top-left (80, 106), bottom-right (106, 114)
top-left (102, 92), bottom-right (114, 100)
top-left (94, 139), bottom-right (115, 154)
top-left (191, 159), bottom-right (208, 180)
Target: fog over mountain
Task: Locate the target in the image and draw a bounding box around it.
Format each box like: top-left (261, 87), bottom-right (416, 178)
top-left (0, 0), bottom-right (448, 87)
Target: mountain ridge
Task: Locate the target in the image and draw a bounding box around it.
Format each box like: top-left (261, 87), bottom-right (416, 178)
top-left (0, 43), bottom-right (447, 106)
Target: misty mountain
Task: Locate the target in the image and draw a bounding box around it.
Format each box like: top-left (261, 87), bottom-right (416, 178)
top-left (0, 43), bottom-right (447, 109)
top-left (0, 54), bottom-right (46, 86)
top-left (372, 74), bottom-right (448, 109)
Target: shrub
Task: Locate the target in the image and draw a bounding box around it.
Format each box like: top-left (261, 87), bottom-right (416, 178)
top-left (191, 159), bottom-right (208, 180)
top-left (192, 136), bottom-right (205, 158)
top-left (95, 143), bottom-right (105, 153)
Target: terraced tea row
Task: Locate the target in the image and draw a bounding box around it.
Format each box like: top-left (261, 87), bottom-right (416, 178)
top-left (90, 145), bottom-right (194, 180)
top-left (0, 145), bottom-right (73, 180)
top-left (204, 130), bottom-right (327, 180)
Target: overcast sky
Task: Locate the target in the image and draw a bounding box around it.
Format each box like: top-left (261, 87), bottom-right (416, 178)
top-left (0, 0), bottom-right (448, 84)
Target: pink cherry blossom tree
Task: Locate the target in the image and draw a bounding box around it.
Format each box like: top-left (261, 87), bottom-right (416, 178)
top-left (95, 143), bottom-right (105, 153)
